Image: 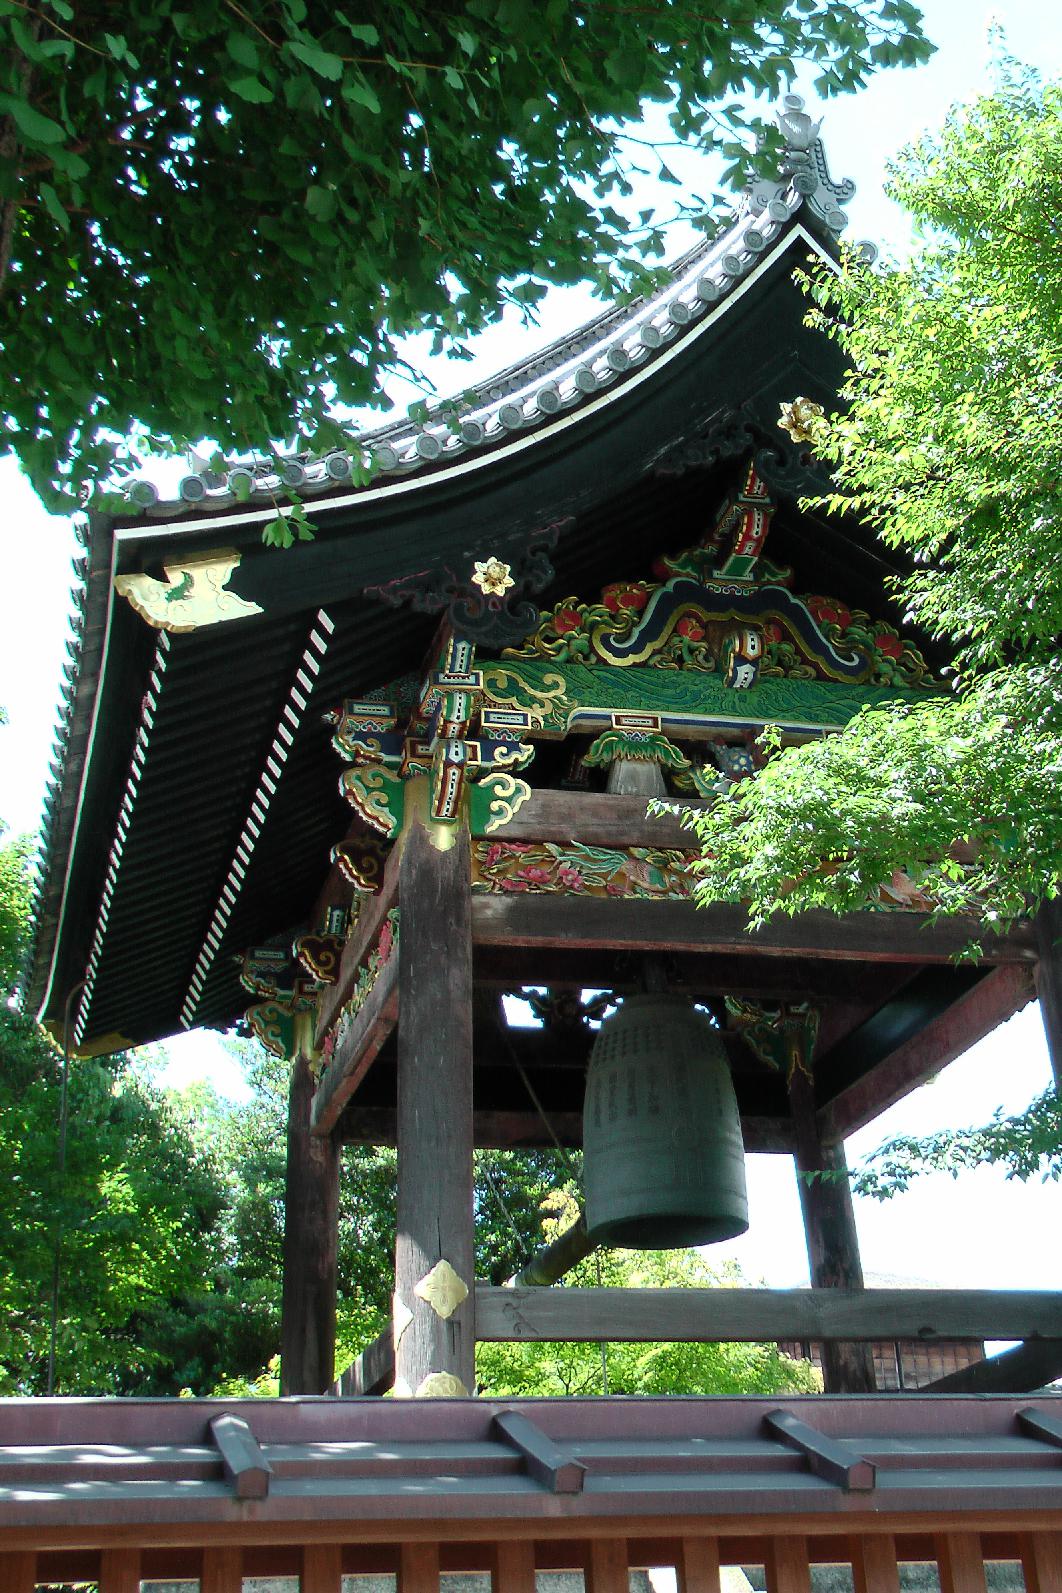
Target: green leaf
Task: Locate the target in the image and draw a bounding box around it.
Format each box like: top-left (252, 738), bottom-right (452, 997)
top-left (343, 75), bottom-right (380, 113)
top-left (229, 76), bottom-right (274, 104)
top-left (287, 39), bottom-right (345, 80)
top-left (305, 184), bottom-right (336, 221)
top-left (0, 94), bottom-right (65, 145)
top-left (103, 31), bottom-right (127, 59)
top-left (226, 32), bottom-right (260, 70)
top-left (343, 21), bottom-right (379, 46)
top-left (39, 181), bottom-right (70, 231)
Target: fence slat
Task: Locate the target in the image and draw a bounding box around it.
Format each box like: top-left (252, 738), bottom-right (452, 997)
top-left (400, 1542), bottom-right (441, 1593)
top-left (0, 1553), bottom-right (36, 1593)
top-left (936, 1533), bottom-right (987, 1593)
top-left (100, 1548), bottom-right (142, 1593)
top-left (852, 1535), bottom-right (901, 1593)
top-left (1022, 1534), bottom-right (1062, 1593)
top-left (767, 1537), bottom-right (811, 1593)
top-left (677, 1536), bottom-right (721, 1593)
top-left (303, 1543), bottom-right (343, 1593)
top-left (586, 1538), bottom-right (630, 1593)
top-left (492, 1539), bottom-right (536, 1593)
top-left (202, 1545), bottom-right (244, 1593)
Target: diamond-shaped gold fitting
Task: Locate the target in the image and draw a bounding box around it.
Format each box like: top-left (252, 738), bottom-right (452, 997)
top-left (413, 1258), bottom-right (469, 1319)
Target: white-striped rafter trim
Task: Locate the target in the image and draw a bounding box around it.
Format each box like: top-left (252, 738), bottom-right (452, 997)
top-left (72, 632), bottom-right (172, 1047)
top-left (178, 609), bottom-right (334, 1029)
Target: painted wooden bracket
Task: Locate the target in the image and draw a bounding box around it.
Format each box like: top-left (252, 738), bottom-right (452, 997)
top-left (208, 1413), bottom-right (272, 1500)
top-left (764, 1408), bottom-right (875, 1492)
top-left (492, 1410), bottom-right (587, 1494)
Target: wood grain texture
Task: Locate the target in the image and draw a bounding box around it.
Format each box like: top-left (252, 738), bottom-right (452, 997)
top-left (0, 1553), bottom-right (37, 1593)
top-left (395, 817), bottom-right (476, 1395)
top-left (311, 951), bottom-right (398, 1134)
top-left (677, 1536), bottom-right (722, 1593)
top-left (201, 1546), bottom-right (244, 1593)
top-left (819, 963), bottom-right (1035, 1143)
top-left (315, 840), bottom-right (401, 1043)
top-left (936, 1533), bottom-right (987, 1593)
top-left (851, 1536), bottom-right (901, 1593)
top-left (492, 1537), bottom-right (537, 1593)
top-left (281, 1054), bottom-right (338, 1393)
top-left (789, 1069), bottom-right (875, 1393)
top-left (400, 1541), bottom-right (441, 1593)
top-left (303, 1543), bottom-right (343, 1593)
top-left (472, 894), bottom-right (1035, 965)
top-left (1022, 1533), bottom-right (1062, 1593)
top-left (586, 1537), bottom-right (630, 1593)
top-left (475, 1285), bottom-right (1062, 1343)
top-left (100, 1548), bottom-right (142, 1593)
top-left (767, 1535), bottom-right (811, 1593)
top-left (491, 789), bottom-right (707, 847)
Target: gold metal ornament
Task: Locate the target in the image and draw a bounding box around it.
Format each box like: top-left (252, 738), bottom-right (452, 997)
top-left (471, 557), bottom-right (515, 597)
top-left (415, 1372), bottom-right (470, 1398)
top-left (413, 1259), bottom-right (469, 1320)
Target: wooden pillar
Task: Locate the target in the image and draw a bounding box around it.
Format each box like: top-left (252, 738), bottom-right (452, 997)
top-left (493, 1540), bottom-right (537, 1593)
top-left (0, 1553), bottom-right (36, 1593)
top-left (303, 1543), bottom-right (343, 1593)
top-left (400, 1541), bottom-right (441, 1593)
top-left (789, 1068), bottom-right (876, 1393)
top-left (1022, 1533), bottom-right (1062, 1593)
top-left (394, 801), bottom-right (476, 1397)
top-left (280, 1050), bottom-right (339, 1395)
top-left (1035, 900), bottom-right (1062, 1089)
top-left (100, 1549), bottom-right (142, 1593)
top-left (766, 1537), bottom-right (811, 1593)
top-left (677, 1536), bottom-right (722, 1593)
top-left (202, 1546), bottom-right (244, 1593)
top-left (936, 1533), bottom-right (987, 1593)
top-left (586, 1538), bottom-right (630, 1593)
top-left (852, 1534), bottom-right (901, 1593)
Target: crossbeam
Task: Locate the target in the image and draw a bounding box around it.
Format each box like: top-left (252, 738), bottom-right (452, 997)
top-left (475, 1286), bottom-right (1062, 1344)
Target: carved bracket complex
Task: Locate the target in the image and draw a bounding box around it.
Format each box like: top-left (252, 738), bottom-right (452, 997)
top-left (328, 635), bottom-right (535, 837)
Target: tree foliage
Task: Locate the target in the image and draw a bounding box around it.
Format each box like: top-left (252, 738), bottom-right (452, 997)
top-left (0, 0), bottom-right (931, 509)
top-left (676, 64), bottom-right (1062, 937)
top-left (477, 1192), bottom-right (819, 1396)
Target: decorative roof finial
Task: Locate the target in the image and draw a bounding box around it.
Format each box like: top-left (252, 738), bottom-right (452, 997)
top-left (748, 92), bottom-right (856, 238)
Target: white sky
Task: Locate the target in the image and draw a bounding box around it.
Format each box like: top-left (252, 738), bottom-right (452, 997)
top-left (1, 0), bottom-right (1059, 1292)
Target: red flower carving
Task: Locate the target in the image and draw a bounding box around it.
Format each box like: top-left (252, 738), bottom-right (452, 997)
top-left (808, 596), bottom-right (852, 631)
top-left (556, 866), bottom-right (585, 890)
top-left (602, 582), bottom-right (650, 613)
top-left (377, 920), bottom-right (394, 962)
top-left (499, 877), bottom-right (530, 892)
top-left (763, 620), bottom-right (783, 643)
top-left (553, 608), bottom-right (583, 635)
top-left (675, 613), bottom-right (706, 641)
top-left (874, 632), bottom-right (905, 659)
top-left (516, 865), bottom-right (552, 884)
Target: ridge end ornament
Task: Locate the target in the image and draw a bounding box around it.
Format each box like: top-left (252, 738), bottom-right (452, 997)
top-left (115, 549), bottom-right (262, 633)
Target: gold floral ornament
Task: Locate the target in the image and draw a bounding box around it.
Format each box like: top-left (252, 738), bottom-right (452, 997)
top-left (415, 1371), bottom-right (470, 1398)
top-left (778, 397), bottom-right (828, 447)
top-left (413, 1258), bottom-right (469, 1319)
top-left (471, 556), bottom-right (515, 597)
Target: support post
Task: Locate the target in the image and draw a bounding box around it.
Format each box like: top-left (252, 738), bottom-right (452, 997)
top-left (280, 1050), bottom-right (339, 1395)
top-left (394, 797), bottom-right (475, 1396)
top-left (789, 1068), bottom-right (876, 1393)
top-left (1035, 900), bottom-right (1062, 1089)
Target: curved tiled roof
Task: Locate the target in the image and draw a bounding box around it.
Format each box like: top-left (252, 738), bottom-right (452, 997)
top-left (122, 95), bottom-right (867, 520)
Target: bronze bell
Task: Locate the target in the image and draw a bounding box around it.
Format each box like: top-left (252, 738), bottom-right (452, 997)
top-left (582, 995), bottom-right (749, 1248)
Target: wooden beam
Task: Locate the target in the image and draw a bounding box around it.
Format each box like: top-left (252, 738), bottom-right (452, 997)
top-left (208, 1412), bottom-right (272, 1499)
top-left (303, 1544), bottom-right (343, 1593)
top-left (491, 788), bottom-right (707, 849)
top-left (474, 1285), bottom-right (1062, 1343)
top-left (789, 1068), bottom-right (875, 1394)
top-left (1036, 899), bottom-right (1062, 1089)
top-left (337, 1105), bottom-right (795, 1154)
top-left (334, 1325), bottom-right (394, 1396)
top-left (472, 895), bottom-right (1036, 965)
top-left (202, 1548), bottom-right (244, 1593)
top-left (281, 1054), bottom-right (339, 1394)
top-left (923, 1342), bottom-right (1062, 1394)
top-left (677, 1537), bottom-right (721, 1593)
top-left (395, 806), bottom-right (476, 1397)
top-left (1021, 1533), bottom-right (1062, 1593)
top-left (936, 1533), bottom-right (987, 1593)
top-left (818, 964), bottom-right (1035, 1144)
top-left (315, 840), bottom-right (401, 1044)
top-left (493, 1540), bottom-right (537, 1593)
top-left (852, 1535), bottom-right (901, 1593)
top-left (311, 951), bottom-right (398, 1135)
